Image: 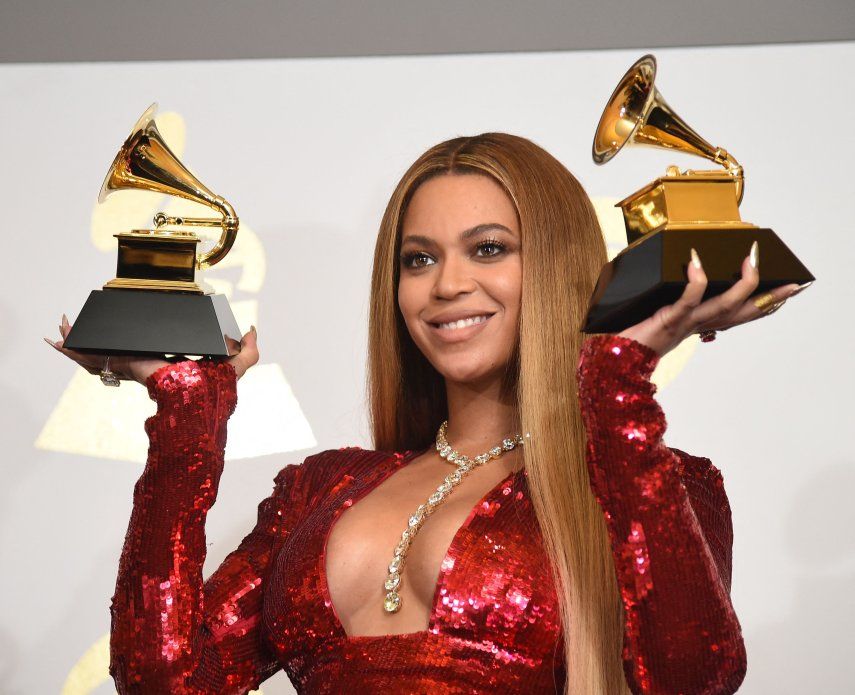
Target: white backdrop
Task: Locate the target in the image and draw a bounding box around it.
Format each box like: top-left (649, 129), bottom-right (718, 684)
top-left (1, 42), bottom-right (852, 693)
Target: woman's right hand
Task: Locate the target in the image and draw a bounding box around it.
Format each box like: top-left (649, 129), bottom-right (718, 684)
top-left (45, 314), bottom-right (260, 386)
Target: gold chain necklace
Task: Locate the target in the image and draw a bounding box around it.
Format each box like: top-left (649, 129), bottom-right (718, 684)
top-left (382, 420), bottom-right (526, 614)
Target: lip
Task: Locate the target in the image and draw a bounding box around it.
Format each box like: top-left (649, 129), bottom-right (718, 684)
top-left (424, 313), bottom-right (494, 343)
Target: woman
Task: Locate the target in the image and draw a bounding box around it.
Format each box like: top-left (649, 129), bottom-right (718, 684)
top-left (48, 133), bottom-right (805, 694)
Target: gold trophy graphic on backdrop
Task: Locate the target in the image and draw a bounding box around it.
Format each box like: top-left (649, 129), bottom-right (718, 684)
top-left (582, 54), bottom-right (814, 332)
top-left (63, 104), bottom-right (243, 358)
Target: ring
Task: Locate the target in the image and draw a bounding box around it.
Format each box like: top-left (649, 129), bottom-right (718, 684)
top-left (100, 356), bottom-right (121, 387)
top-left (765, 299), bottom-right (786, 315)
top-left (752, 292), bottom-right (778, 313)
top-left (699, 329), bottom-right (717, 342)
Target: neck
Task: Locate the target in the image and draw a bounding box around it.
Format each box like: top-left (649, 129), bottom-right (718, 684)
top-left (442, 374), bottom-right (520, 457)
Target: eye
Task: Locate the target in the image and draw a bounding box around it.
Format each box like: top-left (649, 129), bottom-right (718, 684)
top-left (400, 251), bottom-right (435, 269)
top-left (475, 238), bottom-right (506, 258)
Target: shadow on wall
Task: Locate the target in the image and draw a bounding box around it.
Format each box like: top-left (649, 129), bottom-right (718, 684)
top-left (745, 461), bottom-right (855, 694)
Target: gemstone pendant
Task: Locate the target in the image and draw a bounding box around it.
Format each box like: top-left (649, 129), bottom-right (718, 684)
top-left (384, 591), bottom-right (401, 613)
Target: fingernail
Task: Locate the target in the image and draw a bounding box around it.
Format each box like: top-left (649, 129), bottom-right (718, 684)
top-left (690, 248), bottom-right (702, 269)
top-left (749, 240), bottom-right (759, 269)
top-left (62, 313), bottom-right (69, 326)
top-left (44, 337), bottom-right (57, 348)
top-left (789, 281), bottom-right (813, 297)
top-left (251, 324), bottom-right (257, 334)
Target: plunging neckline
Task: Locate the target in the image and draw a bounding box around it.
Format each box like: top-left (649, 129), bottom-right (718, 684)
top-left (317, 447), bottom-right (522, 642)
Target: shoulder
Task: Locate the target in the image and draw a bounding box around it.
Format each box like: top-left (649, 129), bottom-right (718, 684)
top-left (302, 446), bottom-right (408, 474)
top-left (270, 446), bottom-right (409, 506)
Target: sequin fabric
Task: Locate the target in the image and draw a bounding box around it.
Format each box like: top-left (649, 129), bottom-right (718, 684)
top-left (109, 334), bottom-right (745, 694)
top-left (577, 335), bottom-right (747, 694)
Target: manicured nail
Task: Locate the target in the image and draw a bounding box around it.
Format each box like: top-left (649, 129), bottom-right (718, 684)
top-left (749, 240), bottom-right (759, 269)
top-left (62, 313), bottom-right (69, 327)
top-left (690, 248), bottom-right (702, 269)
top-left (789, 281), bottom-right (813, 297)
top-left (44, 337), bottom-right (58, 349)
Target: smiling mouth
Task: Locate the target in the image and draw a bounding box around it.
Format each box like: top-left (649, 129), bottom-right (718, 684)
top-left (429, 314), bottom-right (494, 331)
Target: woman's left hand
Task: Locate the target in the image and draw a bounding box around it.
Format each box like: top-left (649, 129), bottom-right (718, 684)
top-left (617, 242), bottom-right (809, 358)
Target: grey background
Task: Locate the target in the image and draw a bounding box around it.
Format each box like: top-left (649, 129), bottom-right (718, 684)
top-left (1, 0), bottom-right (854, 63)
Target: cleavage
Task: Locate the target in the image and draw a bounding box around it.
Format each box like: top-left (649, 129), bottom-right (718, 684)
top-left (323, 453), bottom-right (516, 638)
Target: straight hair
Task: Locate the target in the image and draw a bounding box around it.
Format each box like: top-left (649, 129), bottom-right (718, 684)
top-left (367, 133), bottom-right (630, 693)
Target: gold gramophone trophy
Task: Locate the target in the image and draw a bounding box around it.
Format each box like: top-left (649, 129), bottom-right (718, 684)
top-left (63, 104), bottom-right (242, 357)
top-left (582, 55), bottom-right (814, 333)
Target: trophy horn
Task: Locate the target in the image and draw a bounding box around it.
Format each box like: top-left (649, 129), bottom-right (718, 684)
top-left (98, 103), bottom-right (238, 269)
top-left (592, 55), bottom-right (744, 203)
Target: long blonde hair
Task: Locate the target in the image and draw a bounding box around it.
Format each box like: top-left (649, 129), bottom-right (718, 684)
top-left (367, 133), bottom-right (629, 693)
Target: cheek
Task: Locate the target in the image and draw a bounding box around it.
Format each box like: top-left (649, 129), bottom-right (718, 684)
top-left (397, 276), bottom-right (422, 326)
top-left (487, 264), bottom-right (522, 319)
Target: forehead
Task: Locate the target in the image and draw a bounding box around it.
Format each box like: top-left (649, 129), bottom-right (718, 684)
top-left (401, 173), bottom-right (519, 238)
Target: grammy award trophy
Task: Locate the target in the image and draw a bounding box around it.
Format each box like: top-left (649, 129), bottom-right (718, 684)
top-left (582, 55), bottom-right (815, 333)
top-left (63, 104), bottom-right (243, 358)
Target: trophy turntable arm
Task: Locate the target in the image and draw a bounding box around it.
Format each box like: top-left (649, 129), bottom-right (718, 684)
top-left (671, 147), bottom-right (745, 205)
top-left (711, 148), bottom-right (745, 205)
top-left (153, 196), bottom-right (239, 270)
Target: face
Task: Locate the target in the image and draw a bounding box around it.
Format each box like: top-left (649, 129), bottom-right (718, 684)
top-left (397, 173), bottom-right (522, 389)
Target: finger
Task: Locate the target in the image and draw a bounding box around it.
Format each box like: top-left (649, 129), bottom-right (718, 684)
top-left (47, 337), bottom-right (105, 373)
top-left (109, 355), bottom-right (133, 380)
top-left (45, 336), bottom-right (86, 363)
top-left (691, 243), bottom-right (760, 328)
top-left (223, 334), bottom-right (242, 356)
top-left (661, 248), bottom-right (708, 331)
top-left (230, 326), bottom-right (259, 376)
top-left (696, 281), bottom-right (799, 330)
top-left (240, 325), bottom-right (259, 361)
top-left (697, 283), bottom-right (799, 331)
top-left (765, 300), bottom-right (786, 316)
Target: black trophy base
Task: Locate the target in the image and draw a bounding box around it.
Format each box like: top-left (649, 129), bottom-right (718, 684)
top-left (63, 289), bottom-right (242, 357)
top-left (583, 227), bottom-right (815, 334)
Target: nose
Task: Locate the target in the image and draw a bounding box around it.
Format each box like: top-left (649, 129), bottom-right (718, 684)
top-left (431, 253), bottom-right (477, 300)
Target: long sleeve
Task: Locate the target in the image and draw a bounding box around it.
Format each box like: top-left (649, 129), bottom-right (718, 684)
top-left (109, 359), bottom-right (304, 694)
top-left (577, 334), bottom-right (747, 695)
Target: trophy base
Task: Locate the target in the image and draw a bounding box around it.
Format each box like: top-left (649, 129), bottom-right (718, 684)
top-left (583, 227), bottom-right (815, 333)
top-left (63, 289), bottom-right (242, 357)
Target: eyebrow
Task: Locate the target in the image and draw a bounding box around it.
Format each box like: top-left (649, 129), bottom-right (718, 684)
top-left (400, 223), bottom-right (515, 248)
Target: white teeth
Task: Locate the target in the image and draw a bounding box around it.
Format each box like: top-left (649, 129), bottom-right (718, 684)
top-left (437, 315), bottom-right (489, 330)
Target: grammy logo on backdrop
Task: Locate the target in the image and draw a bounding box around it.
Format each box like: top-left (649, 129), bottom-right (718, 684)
top-left (63, 103), bottom-right (242, 357)
top-left (582, 54), bottom-right (815, 333)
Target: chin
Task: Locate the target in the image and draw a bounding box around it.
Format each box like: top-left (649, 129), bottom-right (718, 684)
top-left (429, 354), bottom-right (507, 387)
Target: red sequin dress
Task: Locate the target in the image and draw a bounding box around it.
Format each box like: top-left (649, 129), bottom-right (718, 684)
top-left (109, 334), bottom-right (746, 694)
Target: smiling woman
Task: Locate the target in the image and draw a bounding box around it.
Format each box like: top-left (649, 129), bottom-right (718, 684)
top-left (53, 132), bottom-right (764, 694)
top-left (398, 174), bottom-right (522, 380)
top-left (363, 133), bottom-right (749, 693)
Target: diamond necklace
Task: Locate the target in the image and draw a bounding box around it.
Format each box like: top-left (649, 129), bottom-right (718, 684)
top-left (382, 420), bottom-right (526, 614)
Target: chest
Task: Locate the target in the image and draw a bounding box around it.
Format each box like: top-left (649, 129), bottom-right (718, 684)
top-left (324, 476), bottom-right (500, 636)
top-left (265, 456), bottom-right (563, 670)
